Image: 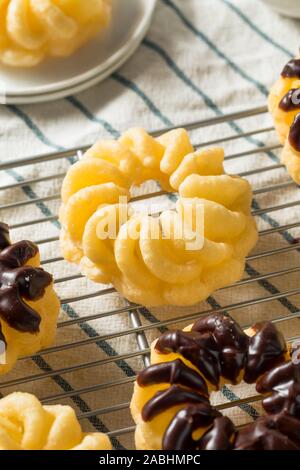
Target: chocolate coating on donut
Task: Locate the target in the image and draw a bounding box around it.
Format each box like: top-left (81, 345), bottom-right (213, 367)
top-left (137, 359), bottom-right (208, 396)
top-left (279, 89), bottom-right (300, 111)
top-left (235, 415), bottom-right (300, 450)
top-left (192, 314), bottom-right (249, 383)
top-left (0, 225), bottom-right (53, 334)
top-left (156, 314), bottom-right (249, 386)
top-left (199, 416), bottom-right (235, 450)
top-left (257, 361), bottom-right (300, 418)
top-left (155, 330), bottom-right (221, 386)
top-left (244, 322), bottom-right (286, 383)
top-left (289, 112), bottom-right (300, 151)
top-left (281, 59), bottom-right (300, 78)
top-left (142, 385), bottom-right (210, 421)
top-left (162, 404), bottom-right (220, 450)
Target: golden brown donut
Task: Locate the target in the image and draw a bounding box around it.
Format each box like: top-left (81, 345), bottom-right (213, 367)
top-left (60, 128), bottom-right (258, 307)
top-left (0, 0), bottom-right (111, 66)
top-left (0, 392), bottom-right (111, 449)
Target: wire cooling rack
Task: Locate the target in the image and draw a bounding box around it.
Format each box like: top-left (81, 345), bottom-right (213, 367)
top-left (0, 104), bottom-right (300, 450)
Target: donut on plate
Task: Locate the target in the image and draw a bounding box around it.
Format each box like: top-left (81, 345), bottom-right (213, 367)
top-left (0, 0), bottom-right (111, 66)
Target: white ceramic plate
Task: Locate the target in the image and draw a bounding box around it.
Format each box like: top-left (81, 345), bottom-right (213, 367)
top-left (3, 37), bottom-right (142, 104)
top-left (0, 0), bottom-right (157, 100)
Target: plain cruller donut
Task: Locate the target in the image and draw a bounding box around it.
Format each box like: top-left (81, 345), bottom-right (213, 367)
top-left (0, 392), bottom-right (111, 450)
top-left (60, 128), bottom-right (258, 306)
top-left (0, 0), bottom-right (112, 67)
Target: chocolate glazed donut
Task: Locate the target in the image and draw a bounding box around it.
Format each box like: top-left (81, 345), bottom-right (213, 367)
top-left (155, 314), bottom-right (286, 386)
top-left (0, 223), bottom-right (53, 343)
top-left (279, 59), bottom-right (300, 153)
top-left (134, 313), bottom-right (299, 450)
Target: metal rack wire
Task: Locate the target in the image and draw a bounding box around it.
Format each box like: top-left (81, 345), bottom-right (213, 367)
top-left (0, 104), bottom-right (300, 449)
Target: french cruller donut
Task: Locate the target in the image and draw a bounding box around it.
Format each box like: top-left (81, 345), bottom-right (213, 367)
top-left (0, 222), bottom-right (60, 375)
top-left (269, 55), bottom-right (300, 183)
top-left (0, 0), bottom-right (112, 67)
top-left (60, 128), bottom-right (258, 306)
top-left (0, 392), bottom-right (111, 450)
top-left (131, 313), bottom-right (300, 450)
